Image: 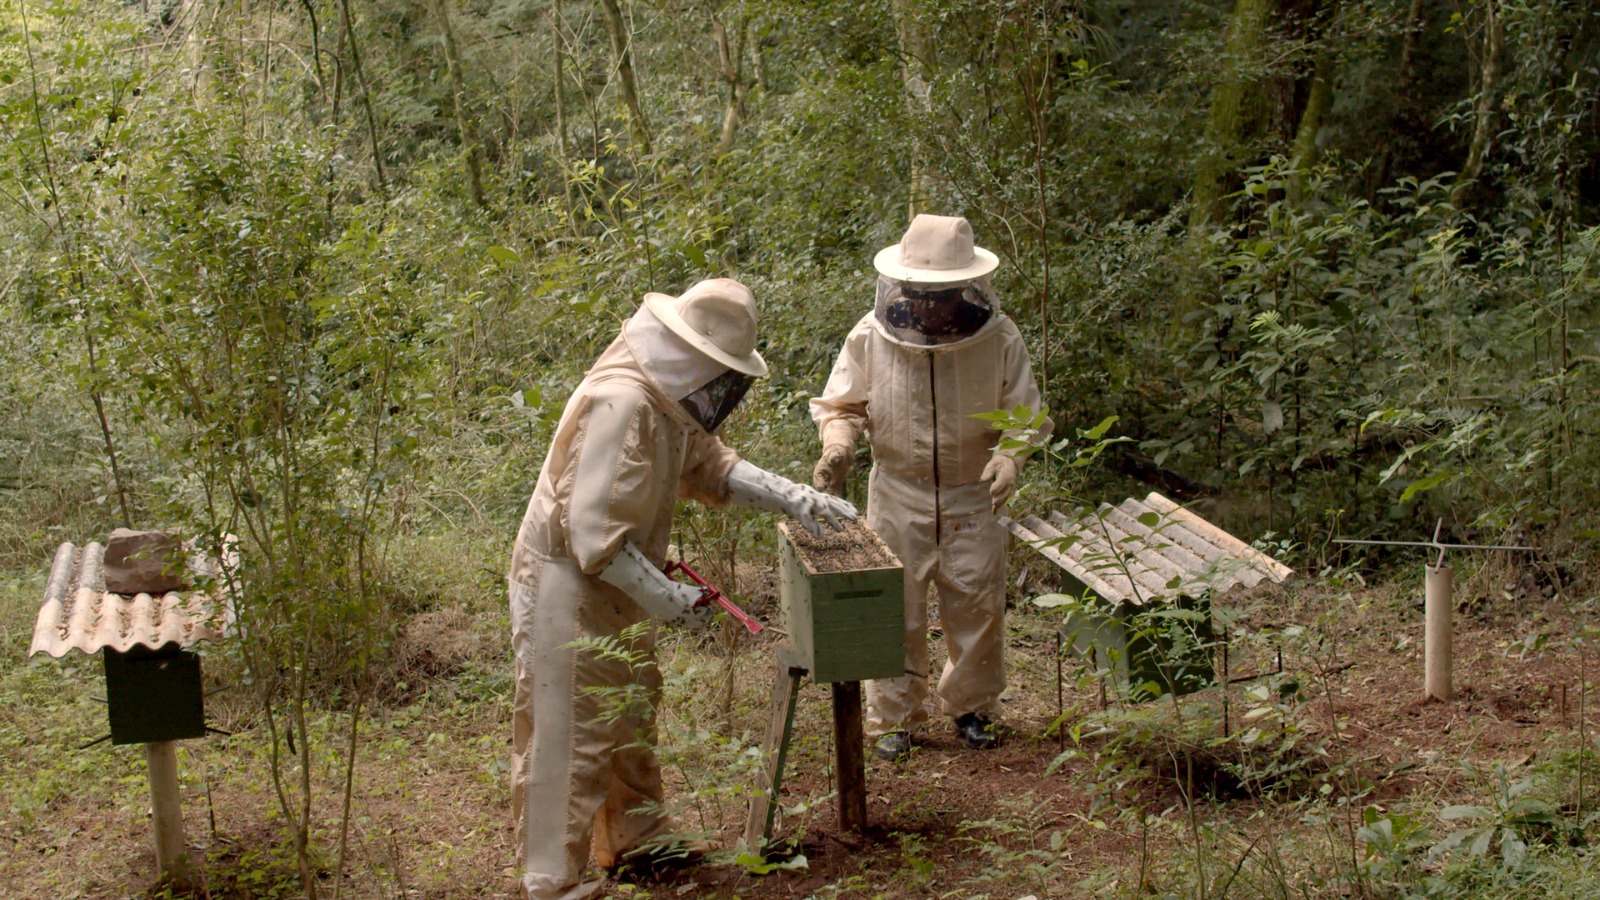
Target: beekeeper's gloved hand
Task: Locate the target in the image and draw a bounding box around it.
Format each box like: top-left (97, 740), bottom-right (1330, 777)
top-left (728, 460), bottom-right (857, 536)
top-left (981, 454), bottom-right (1019, 514)
top-left (811, 444), bottom-right (853, 494)
top-left (598, 541), bottom-right (715, 629)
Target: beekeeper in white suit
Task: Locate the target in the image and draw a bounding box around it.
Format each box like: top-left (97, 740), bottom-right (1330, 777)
top-left (508, 277), bottom-right (856, 900)
top-left (810, 215), bottom-right (1050, 761)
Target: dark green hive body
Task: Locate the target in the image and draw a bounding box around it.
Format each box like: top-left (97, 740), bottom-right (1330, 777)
top-left (104, 644), bottom-right (207, 745)
top-left (1064, 593), bottom-right (1215, 701)
top-left (779, 525), bottom-right (904, 684)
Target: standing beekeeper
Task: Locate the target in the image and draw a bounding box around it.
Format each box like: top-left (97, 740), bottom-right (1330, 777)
top-left (810, 215), bottom-right (1050, 761)
top-left (508, 277), bottom-right (856, 900)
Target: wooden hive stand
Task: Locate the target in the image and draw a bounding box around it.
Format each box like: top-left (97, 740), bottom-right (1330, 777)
top-left (744, 521), bottom-right (903, 853)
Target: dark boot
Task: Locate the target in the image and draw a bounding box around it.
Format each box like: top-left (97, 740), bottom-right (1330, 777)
top-left (954, 713), bottom-right (999, 750)
top-left (872, 731), bottom-right (912, 761)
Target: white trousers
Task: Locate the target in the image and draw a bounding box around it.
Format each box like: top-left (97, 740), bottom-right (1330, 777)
top-left (509, 556), bottom-right (669, 900)
top-left (864, 468), bottom-right (1008, 737)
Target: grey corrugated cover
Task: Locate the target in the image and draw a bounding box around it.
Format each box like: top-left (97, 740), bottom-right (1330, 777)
top-left (1004, 492), bottom-right (1292, 606)
top-left (29, 541), bottom-right (234, 658)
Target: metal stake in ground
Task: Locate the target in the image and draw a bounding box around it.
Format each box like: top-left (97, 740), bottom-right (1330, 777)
top-left (1336, 520), bottom-right (1531, 703)
top-left (1425, 563), bottom-right (1453, 701)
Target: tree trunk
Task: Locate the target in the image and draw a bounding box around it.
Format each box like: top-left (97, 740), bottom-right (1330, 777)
top-left (1189, 0), bottom-right (1275, 232)
top-left (551, 0), bottom-right (577, 226)
top-left (598, 0), bottom-right (652, 155)
top-left (430, 0), bottom-right (486, 208)
top-left (1288, 3), bottom-right (1340, 204)
top-left (338, 0), bottom-right (390, 196)
top-left (749, 19), bottom-right (767, 94)
top-left (1289, 59), bottom-right (1332, 190)
top-left (552, 0), bottom-right (570, 162)
top-left (889, 0), bottom-right (936, 221)
top-left (1369, 0), bottom-right (1427, 192)
top-left (1451, 0), bottom-right (1504, 209)
top-left (182, 0), bottom-right (222, 104)
top-left (712, 12), bottom-right (749, 157)
top-left (1397, 0), bottom-right (1425, 81)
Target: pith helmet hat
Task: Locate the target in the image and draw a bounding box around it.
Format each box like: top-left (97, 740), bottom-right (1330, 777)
top-left (873, 214), bottom-right (1000, 285)
top-left (642, 278), bottom-right (769, 377)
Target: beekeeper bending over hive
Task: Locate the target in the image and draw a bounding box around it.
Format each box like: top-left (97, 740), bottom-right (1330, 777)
top-left (810, 215), bottom-right (1051, 762)
top-left (508, 278), bottom-right (856, 900)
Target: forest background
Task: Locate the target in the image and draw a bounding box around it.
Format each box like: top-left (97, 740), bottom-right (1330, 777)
top-left (3, 0), bottom-right (1600, 897)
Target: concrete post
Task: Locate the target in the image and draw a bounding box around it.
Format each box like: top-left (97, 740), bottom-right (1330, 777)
top-left (1425, 564), bottom-right (1453, 702)
top-left (146, 740), bottom-right (190, 884)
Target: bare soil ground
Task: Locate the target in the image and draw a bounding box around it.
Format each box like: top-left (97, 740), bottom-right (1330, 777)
top-left (1, 552), bottom-right (1591, 899)
top-left (619, 567), bottom-right (1587, 900)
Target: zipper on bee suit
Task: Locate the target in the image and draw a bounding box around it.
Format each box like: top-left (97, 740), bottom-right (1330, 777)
top-left (928, 351), bottom-right (941, 546)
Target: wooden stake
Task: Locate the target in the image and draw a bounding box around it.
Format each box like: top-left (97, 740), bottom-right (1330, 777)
top-left (744, 653), bottom-right (805, 853)
top-left (832, 681), bottom-right (867, 832)
top-left (146, 740), bottom-right (190, 884)
top-left (1425, 564), bottom-right (1454, 702)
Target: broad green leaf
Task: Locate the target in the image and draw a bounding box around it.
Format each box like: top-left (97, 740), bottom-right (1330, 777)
top-left (1400, 468), bottom-right (1454, 501)
top-left (1501, 831), bottom-right (1526, 868)
top-left (1083, 415), bottom-right (1119, 440)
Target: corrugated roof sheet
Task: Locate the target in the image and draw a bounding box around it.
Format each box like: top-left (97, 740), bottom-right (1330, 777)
top-left (1005, 492), bottom-right (1293, 607)
top-left (29, 541), bottom-right (234, 658)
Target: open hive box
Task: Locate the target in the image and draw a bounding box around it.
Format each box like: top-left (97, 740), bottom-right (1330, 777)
top-left (777, 520), bottom-right (904, 684)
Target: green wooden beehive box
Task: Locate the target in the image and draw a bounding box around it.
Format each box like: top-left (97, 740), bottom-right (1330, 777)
top-left (778, 521), bottom-right (904, 684)
top-left (1008, 495), bottom-right (1294, 703)
top-left (1063, 593), bottom-right (1215, 702)
top-left (104, 645), bottom-right (208, 745)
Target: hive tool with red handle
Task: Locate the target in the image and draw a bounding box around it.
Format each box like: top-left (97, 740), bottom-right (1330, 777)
top-left (664, 560), bottom-right (764, 634)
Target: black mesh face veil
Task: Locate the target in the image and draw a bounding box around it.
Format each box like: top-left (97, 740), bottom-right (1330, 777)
top-left (679, 368), bottom-right (754, 432)
top-left (874, 276), bottom-right (995, 346)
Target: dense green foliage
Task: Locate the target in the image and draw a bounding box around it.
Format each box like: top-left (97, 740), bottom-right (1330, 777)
top-left (3, 0), bottom-right (1599, 894)
top-left (7, 0), bottom-right (1596, 559)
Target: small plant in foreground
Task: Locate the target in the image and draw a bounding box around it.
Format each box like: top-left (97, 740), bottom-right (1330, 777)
top-left (1428, 762), bottom-right (1559, 871)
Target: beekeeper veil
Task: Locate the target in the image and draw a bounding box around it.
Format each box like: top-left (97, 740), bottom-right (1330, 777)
top-left (623, 278), bottom-right (767, 432)
top-left (874, 276), bottom-right (996, 347)
top-left (871, 214), bottom-right (1001, 346)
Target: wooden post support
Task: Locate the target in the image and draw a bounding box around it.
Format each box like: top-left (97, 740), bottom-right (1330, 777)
top-left (146, 740), bottom-right (190, 884)
top-left (1425, 563), bottom-right (1453, 702)
top-left (744, 652), bottom-right (806, 853)
top-left (831, 681), bottom-right (867, 833)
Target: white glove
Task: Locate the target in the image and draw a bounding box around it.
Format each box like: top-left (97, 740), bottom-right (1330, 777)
top-left (981, 454), bottom-right (1019, 514)
top-left (597, 541), bottom-right (714, 629)
top-left (727, 460), bottom-right (858, 536)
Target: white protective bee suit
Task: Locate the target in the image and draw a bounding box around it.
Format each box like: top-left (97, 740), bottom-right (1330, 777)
top-left (809, 216), bottom-right (1050, 740)
top-left (509, 279), bottom-right (854, 900)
